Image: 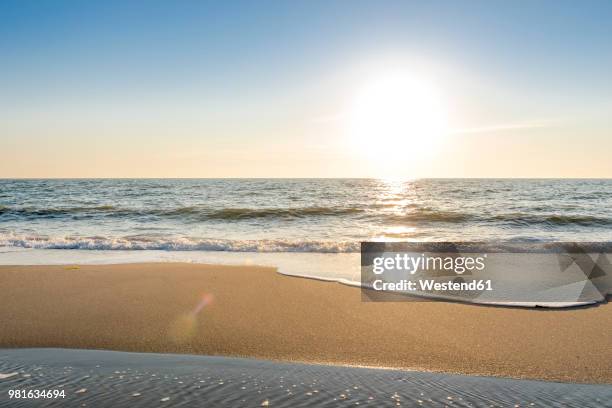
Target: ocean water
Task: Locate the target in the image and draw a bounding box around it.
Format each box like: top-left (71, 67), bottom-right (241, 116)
top-left (2, 178), bottom-right (611, 248)
top-left (1, 179), bottom-right (611, 294)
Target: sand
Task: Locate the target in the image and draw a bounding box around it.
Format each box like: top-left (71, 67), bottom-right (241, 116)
top-left (2, 349), bottom-right (611, 408)
top-left (0, 263), bottom-right (610, 384)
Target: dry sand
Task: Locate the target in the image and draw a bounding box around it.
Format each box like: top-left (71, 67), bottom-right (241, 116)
top-left (0, 263), bottom-right (610, 384)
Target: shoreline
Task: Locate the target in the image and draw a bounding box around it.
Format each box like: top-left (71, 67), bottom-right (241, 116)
top-left (0, 263), bottom-right (610, 384)
top-left (3, 248), bottom-right (609, 309)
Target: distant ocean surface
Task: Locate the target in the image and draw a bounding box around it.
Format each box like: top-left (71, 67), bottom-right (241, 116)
top-left (2, 178), bottom-right (612, 249)
top-left (1, 179), bottom-right (611, 289)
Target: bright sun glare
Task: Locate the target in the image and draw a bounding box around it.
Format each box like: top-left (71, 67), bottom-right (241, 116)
top-left (346, 72), bottom-right (448, 173)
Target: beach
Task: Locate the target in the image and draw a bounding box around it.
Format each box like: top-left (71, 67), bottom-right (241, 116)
top-left (4, 0), bottom-right (612, 405)
top-left (0, 263), bottom-right (610, 385)
top-left (2, 349), bottom-right (611, 408)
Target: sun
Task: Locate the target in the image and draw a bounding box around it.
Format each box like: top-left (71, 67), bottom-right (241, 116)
top-left (346, 72), bottom-right (448, 171)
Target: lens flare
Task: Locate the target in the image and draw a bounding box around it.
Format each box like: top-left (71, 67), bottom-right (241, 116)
top-left (169, 293), bottom-right (215, 343)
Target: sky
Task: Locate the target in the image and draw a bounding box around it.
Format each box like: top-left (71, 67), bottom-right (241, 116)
top-left (1, 0), bottom-right (611, 178)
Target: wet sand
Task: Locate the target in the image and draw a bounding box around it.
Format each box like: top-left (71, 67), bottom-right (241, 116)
top-left (0, 263), bottom-right (610, 384)
top-left (1, 348), bottom-right (610, 408)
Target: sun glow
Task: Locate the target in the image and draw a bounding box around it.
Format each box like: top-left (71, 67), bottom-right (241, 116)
top-left (346, 72), bottom-right (448, 173)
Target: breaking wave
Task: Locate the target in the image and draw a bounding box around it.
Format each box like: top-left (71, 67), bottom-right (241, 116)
top-left (0, 233), bottom-right (360, 253)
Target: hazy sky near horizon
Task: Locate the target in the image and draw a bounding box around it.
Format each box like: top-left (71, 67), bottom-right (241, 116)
top-left (1, 0), bottom-right (611, 178)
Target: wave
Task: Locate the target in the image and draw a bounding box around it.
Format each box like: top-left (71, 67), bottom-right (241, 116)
top-left (391, 210), bottom-right (612, 227)
top-left (0, 205), bottom-right (118, 218)
top-left (385, 210), bottom-right (612, 227)
top-left (3, 201), bottom-right (611, 231)
top-left (0, 205), bottom-right (365, 221)
top-left (0, 233), bottom-right (360, 253)
top-left (492, 213), bottom-right (612, 227)
top-left (204, 207), bottom-right (364, 220)
top-left (3, 203), bottom-right (610, 229)
top-left (386, 208), bottom-right (472, 223)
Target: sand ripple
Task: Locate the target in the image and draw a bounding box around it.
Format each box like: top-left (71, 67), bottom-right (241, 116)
top-left (0, 349), bottom-right (610, 407)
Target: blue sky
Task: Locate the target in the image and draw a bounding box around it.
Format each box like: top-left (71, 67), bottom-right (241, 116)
top-left (1, 0), bottom-right (611, 177)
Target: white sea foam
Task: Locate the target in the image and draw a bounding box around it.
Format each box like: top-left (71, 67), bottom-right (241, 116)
top-left (1, 247), bottom-right (608, 308)
top-left (0, 247), bottom-right (362, 284)
top-left (0, 233), bottom-right (359, 253)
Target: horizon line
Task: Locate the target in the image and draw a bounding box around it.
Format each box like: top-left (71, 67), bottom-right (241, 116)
top-left (1, 177), bottom-right (611, 181)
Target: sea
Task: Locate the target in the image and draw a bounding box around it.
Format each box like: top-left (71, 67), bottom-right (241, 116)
top-left (1, 178), bottom-right (611, 297)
